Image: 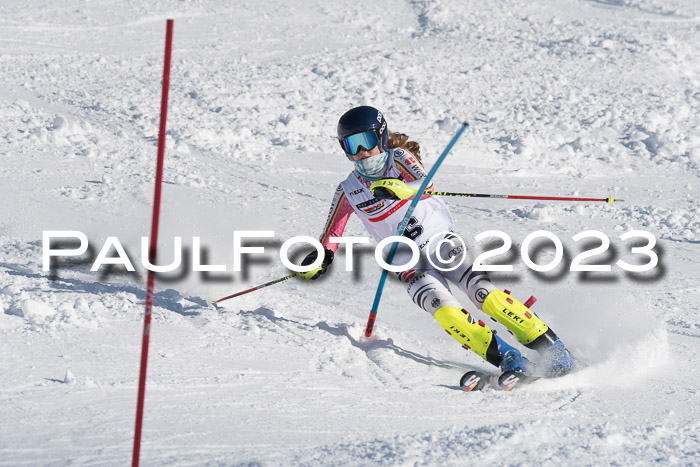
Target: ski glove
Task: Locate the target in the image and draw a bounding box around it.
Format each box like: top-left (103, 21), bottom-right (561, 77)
top-left (370, 178), bottom-right (418, 200)
top-left (298, 247), bottom-right (334, 281)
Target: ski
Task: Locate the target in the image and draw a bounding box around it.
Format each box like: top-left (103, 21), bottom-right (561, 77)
top-left (459, 370), bottom-right (537, 392)
top-left (497, 370), bottom-right (538, 391)
top-left (459, 370), bottom-right (492, 392)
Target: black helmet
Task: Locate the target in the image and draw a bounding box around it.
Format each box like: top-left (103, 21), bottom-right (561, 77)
top-left (337, 106), bottom-right (388, 155)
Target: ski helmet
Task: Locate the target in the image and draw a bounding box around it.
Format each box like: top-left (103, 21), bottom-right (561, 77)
top-left (337, 106), bottom-right (388, 156)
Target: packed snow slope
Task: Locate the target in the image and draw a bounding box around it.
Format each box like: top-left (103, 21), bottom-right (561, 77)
top-left (1, 0), bottom-right (699, 465)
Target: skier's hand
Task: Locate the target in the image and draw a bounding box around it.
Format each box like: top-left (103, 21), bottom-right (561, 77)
top-left (370, 179), bottom-right (418, 200)
top-left (298, 247), bottom-right (334, 281)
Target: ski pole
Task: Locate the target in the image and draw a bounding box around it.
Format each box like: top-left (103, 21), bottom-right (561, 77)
top-left (213, 272), bottom-right (298, 304)
top-left (365, 122), bottom-right (469, 338)
top-left (433, 191), bottom-right (623, 205)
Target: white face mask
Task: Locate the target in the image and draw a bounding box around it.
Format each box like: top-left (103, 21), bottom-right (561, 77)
top-left (354, 151), bottom-right (389, 180)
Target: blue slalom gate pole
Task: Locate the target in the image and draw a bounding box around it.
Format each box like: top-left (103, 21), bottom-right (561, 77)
top-left (364, 122), bottom-right (469, 337)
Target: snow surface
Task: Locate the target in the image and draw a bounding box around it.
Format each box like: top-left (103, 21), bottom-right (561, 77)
top-left (1, 0), bottom-right (699, 465)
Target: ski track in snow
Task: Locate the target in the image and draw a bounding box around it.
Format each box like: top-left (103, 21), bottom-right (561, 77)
top-left (1, 0), bottom-right (699, 465)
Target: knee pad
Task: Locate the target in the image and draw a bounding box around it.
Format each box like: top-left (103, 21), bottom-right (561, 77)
top-left (482, 290), bottom-right (548, 345)
top-left (434, 306), bottom-right (500, 367)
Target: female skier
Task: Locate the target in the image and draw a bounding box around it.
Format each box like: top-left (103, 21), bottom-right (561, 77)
top-left (299, 105), bottom-right (576, 378)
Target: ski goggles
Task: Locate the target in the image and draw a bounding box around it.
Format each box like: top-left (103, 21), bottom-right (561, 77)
top-left (340, 130), bottom-right (379, 156)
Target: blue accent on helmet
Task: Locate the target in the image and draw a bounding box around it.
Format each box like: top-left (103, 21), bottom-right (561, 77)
top-left (337, 106), bottom-right (388, 155)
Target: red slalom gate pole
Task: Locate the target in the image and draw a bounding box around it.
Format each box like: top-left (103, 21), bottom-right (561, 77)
top-left (132, 19), bottom-right (173, 467)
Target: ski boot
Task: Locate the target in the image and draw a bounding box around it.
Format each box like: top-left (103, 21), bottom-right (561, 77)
top-left (538, 336), bottom-right (578, 376)
top-left (496, 335), bottom-right (528, 373)
top-left (495, 335), bottom-right (533, 391)
top-left (525, 326), bottom-right (578, 376)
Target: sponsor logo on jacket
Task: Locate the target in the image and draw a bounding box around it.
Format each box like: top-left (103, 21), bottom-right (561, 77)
top-left (358, 200), bottom-right (385, 214)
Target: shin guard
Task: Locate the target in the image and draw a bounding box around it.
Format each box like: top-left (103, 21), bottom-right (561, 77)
top-left (482, 290), bottom-right (549, 346)
top-left (434, 306), bottom-right (500, 367)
